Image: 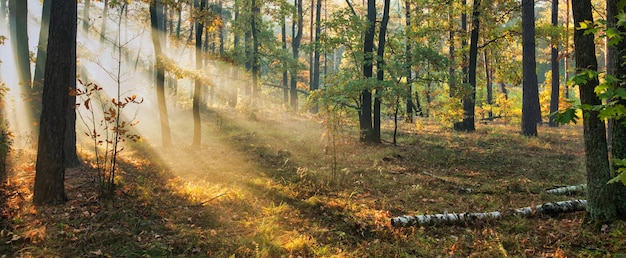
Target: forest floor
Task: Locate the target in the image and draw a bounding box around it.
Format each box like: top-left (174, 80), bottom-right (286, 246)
top-left (1, 103), bottom-right (626, 257)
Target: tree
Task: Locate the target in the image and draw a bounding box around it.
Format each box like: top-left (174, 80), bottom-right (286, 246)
top-left (83, 0), bottom-right (91, 33)
top-left (290, 0), bottom-right (303, 111)
top-left (193, 0), bottom-right (205, 148)
top-left (310, 0), bottom-right (322, 113)
top-left (150, 0), bottom-right (173, 147)
top-left (606, 0), bottom-right (626, 218)
top-left (405, 0), bottom-right (418, 120)
top-left (548, 0), bottom-right (560, 127)
top-left (9, 0), bottom-right (33, 125)
top-left (572, 0), bottom-right (616, 222)
top-left (359, 0), bottom-right (375, 143)
top-left (521, 0), bottom-right (540, 136)
top-left (100, 0), bottom-right (110, 44)
top-left (454, 0), bottom-right (480, 132)
top-left (373, 0), bottom-right (390, 143)
top-left (251, 0), bottom-right (260, 101)
top-left (34, 0), bottom-right (77, 205)
top-left (33, 0), bottom-right (51, 122)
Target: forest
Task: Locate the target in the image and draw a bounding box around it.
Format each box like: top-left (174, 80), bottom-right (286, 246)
top-left (1, 0), bottom-right (626, 256)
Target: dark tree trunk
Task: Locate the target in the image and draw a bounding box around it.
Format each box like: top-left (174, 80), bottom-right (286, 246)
top-left (176, 2), bottom-right (182, 38)
top-left (373, 0), bottom-right (390, 143)
top-left (521, 0), bottom-right (541, 136)
top-left (448, 4), bottom-right (456, 98)
top-left (484, 49), bottom-right (493, 118)
top-left (9, 0), bottom-right (33, 124)
top-left (99, 0), bottom-right (109, 44)
top-left (282, 17), bottom-right (289, 104)
top-left (359, 0), bottom-right (375, 142)
top-left (310, 0), bottom-right (322, 113)
top-left (308, 0), bottom-right (314, 89)
top-left (33, 0), bottom-right (51, 123)
top-left (548, 0), bottom-right (560, 127)
top-left (290, 0), bottom-right (303, 111)
top-left (192, 0), bottom-right (205, 148)
top-left (82, 0), bottom-right (90, 33)
top-left (454, 0), bottom-right (479, 132)
top-left (34, 0), bottom-right (76, 205)
top-left (251, 0), bottom-right (260, 101)
top-left (405, 0), bottom-right (417, 121)
top-left (572, 0), bottom-right (616, 223)
top-left (218, 0), bottom-right (224, 55)
top-left (607, 0), bottom-right (626, 219)
top-left (150, 0), bottom-right (172, 147)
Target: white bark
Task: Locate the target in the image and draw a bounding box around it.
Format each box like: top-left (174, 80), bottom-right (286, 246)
top-left (546, 184), bottom-right (586, 195)
top-left (391, 199), bottom-right (587, 227)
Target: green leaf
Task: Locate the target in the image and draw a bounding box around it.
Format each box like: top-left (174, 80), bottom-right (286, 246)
top-left (554, 108), bottom-right (579, 124)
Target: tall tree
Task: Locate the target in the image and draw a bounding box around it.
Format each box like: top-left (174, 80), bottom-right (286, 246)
top-left (9, 0), bottom-right (33, 123)
top-left (290, 0), bottom-right (303, 111)
top-left (405, 0), bottom-right (418, 120)
top-left (373, 0), bottom-right (390, 143)
top-left (33, 0), bottom-right (51, 123)
top-left (82, 0), bottom-right (90, 33)
top-left (282, 15), bottom-right (288, 104)
top-left (34, 0), bottom-right (77, 205)
top-left (310, 0), bottom-right (322, 113)
top-left (359, 0), bottom-right (375, 142)
top-left (0, 0), bottom-right (6, 24)
top-left (521, 0), bottom-right (540, 136)
top-left (193, 0), bottom-right (205, 148)
top-left (548, 0), bottom-right (560, 127)
top-left (100, 0), bottom-right (110, 44)
top-left (606, 0), bottom-right (626, 218)
top-left (454, 0), bottom-right (480, 132)
top-left (150, 0), bottom-right (173, 147)
top-left (251, 0), bottom-right (260, 100)
top-left (572, 0), bottom-right (616, 222)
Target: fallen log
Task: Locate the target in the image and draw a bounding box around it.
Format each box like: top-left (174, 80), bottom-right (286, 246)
top-left (390, 199), bottom-right (587, 227)
top-left (546, 184), bottom-right (586, 195)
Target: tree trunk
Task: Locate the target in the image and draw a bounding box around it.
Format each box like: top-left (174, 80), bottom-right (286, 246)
top-left (176, 2), bottom-right (182, 38)
top-left (606, 0), bottom-right (626, 219)
top-left (310, 0), bottom-right (322, 113)
top-left (290, 0), bottom-right (303, 112)
top-left (572, 0), bottom-right (616, 223)
top-left (521, 0), bottom-right (541, 136)
top-left (82, 0), bottom-right (90, 33)
top-left (150, 0), bottom-right (172, 147)
top-left (454, 0), bottom-right (479, 132)
top-left (282, 17), bottom-right (289, 104)
top-left (373, 0), bottom-right (390, 144)
top-left (100, 0), bottom-right (109, 44)
top-left (9, 0), bottom-right (33, 125)
top-left (484, 49), bottom-right (493, 118)
top-left (33, 0), bottom-right (51, 123)
top-left (448, 4), bottom-right (456, 98)
top-left (192, 0), bottom-right (205, 148)
top-left (359, 0), bottom-right (375, 143)
top-left (218, 0), bottom-right (224, 56)
top-left (0, 0), bottom-right (5, 24)
top-left (548, 0), bottom-right (560, 127)
top-left (251, 0), bottom-right (260, 102)
top-left (34, 0), bottom-right (76, 205)
top-left (405, 0), bottom-right (417, 121)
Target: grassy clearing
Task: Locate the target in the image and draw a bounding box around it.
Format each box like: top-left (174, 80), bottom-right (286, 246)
top-left (1, 104), bottom-right (625, 257)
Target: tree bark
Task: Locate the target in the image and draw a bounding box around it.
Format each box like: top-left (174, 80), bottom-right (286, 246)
top-left (606, 0), bottom-right (626, 219)
top-left (373, 0), bottom-right (390, 144)
top-left (193, 0), bottom-right (205, 148)
top-left (150, 0), bottom-right (172, 147)
top-left (290, 0), bottom-right (303, 111)
top-left (282, 17), bottom-right (289, 104)
top-left (9, 0), bottom-right (33, 125)
top-left (34, 0), bottom-right (77, 205)
top-left (454, 0), bottom-right (479, 132)
top-left (251, 0), bottom-right (260, 102)
top-left (572, 0), bottom-right (616, 223)
top-left (33, 0), bottom-right (51, 123)
top-left (548, 0), bottom-right (560, 127)
top-left (521, 0), bottom-right (541, 136)
top-left (310, 0), bottom-right (322, 113)
top-left (100, 0), bottom-right (109, 44)
top-left (359, 0), bottom-right (375, 143)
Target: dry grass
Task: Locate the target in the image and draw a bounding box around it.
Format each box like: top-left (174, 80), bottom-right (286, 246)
top-left (1, 103), bottom-right (625, 257)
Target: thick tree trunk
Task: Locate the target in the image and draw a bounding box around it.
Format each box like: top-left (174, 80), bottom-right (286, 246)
top-left (192, 0), bottom-right (205, 148)
top-left (521, 0), bottom-right (541, 136)
top-left (150, 0), bottom-right (172, 147)
top-left (33, 0), bottom-right (51, 123)
top-left (572, 0), bottom-right (616, 223)
top-left (34, 0), bottom-right (76, 205)
top-left (606, 0), bottom-right (626, 219)
top-left (391, 200), bottom-right (587, 227)
top-left (359, 0), bottom-right (375, 143)
top-left (454, 0), bottom-right (479, 132)
top-left (548, 0), bottom-right (560, 127)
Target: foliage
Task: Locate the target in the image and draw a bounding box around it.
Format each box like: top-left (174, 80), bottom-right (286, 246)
top-left (74, 80), bottom-right (142, 198)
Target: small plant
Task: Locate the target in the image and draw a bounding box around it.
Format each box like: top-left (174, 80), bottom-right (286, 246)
top-left (74, 80), bottom-right (142, 198)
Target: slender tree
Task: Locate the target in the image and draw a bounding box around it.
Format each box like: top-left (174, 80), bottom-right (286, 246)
top-left (282, 15), bottom-right (289, 104)
top-left (572, 0), bottom-right (616, 223)
top-left (82, 0), bottom-right (90, 33)
top-left (405, 0), bottom-right (418, 120)
top-left (310, 0), bottom-right (322, 113)
top-left (34, 0), bottom-right (77, 205)
top-left (290, 0), bottom-right (303, 111)
top-left (251, 0), bottom-right (260, 100)
top-left (100, 0), bottom-right (110, 44)
top-left (9, 0), bottom-right (33, 122)
top-left (521, 0), bottom-right (540, 136)
top-left (454, 0), bottom-right (480, 132)
top-left (548, 0), bottom-right (559, 127)
top-left (359, 0), bottom-right (375, 142)
top-left (150, 0), bottom-right (173, 147)
top-left (0, 0), bottom-right (6, 23)
top-left (33, 0), bottom-right (51, 123)
top-left (193, 0), bottom-right (205, 148)
top-left (373, 0), bottom-right (390, 143)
